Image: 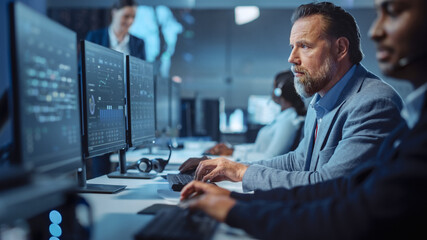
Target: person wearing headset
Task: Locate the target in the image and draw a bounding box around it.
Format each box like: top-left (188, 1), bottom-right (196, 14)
top-left (181, 0), bottom-right (427, 238)
top-left (85, 0), bottom-right (146, 60)
top-left (203, 70), bottom-right (306, 162)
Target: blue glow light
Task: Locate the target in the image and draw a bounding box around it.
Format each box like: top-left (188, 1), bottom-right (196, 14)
top-left (49, 237), bottom-right (60, 240)
top-left (49, 224), bottom-right (62, 237)
top-left (49, 210), bottom-right (62, 224)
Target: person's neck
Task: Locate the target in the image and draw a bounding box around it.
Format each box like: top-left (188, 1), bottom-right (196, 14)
top-left (280, 101), bottom-right (292, 112)
top-left (404, 60), bottom-right (427, 89)
top-left (112, 25), bottom-right (126, 43)
top-left (318, 60), bottom-right (353, 97)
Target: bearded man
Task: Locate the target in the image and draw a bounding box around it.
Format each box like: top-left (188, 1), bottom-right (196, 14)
top-left (179, 2), bottom-right (405, 191)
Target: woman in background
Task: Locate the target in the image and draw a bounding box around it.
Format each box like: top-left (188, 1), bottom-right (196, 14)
top-left (86, 0), bottom-right (146, 60)
top-left (205, 70), bottom-right (306, 162)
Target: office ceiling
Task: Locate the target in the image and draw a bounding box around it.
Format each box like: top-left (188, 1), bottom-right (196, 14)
top-left (47, 0), bottom-right (374, 9)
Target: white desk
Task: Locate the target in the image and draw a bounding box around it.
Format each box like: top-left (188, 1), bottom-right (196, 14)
top-left (83, 151), bottom-right (254, 240)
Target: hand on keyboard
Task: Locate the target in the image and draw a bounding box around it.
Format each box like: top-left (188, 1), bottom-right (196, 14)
top-left (180, 181), bottom-right (231, 201)
top-left (134, 207), bottom-right (218, 240)
top-left (194, 157), bottom-right (249, 183)
top-left (181, 193), bottom-right (237, 222)
top-left (179, 155), bottom-right (210, 174)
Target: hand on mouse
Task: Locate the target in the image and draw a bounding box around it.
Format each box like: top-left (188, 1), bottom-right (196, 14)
top-left (179, 155), bottom-right (210, 174)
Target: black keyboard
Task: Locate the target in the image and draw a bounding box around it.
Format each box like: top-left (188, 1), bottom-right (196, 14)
top-left (167, 173), bottom-right (194, 191)
top-left (134, 207), bottom-right (218, 240)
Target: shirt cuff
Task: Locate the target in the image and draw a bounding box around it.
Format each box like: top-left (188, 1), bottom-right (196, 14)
top-left (242, 164), bottom-right (264, 192)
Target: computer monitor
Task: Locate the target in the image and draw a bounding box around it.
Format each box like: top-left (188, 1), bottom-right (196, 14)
top-left (127, 56), bottom-right (156, 148)
top-left (107, 56), bottom-right (157, 179)
top-left (155, 76), bottom-right (170, 135)
top-left (9, 2), bottom-right (82, 175)
top-left (80, 40), bottom-right (127, 192)
top-left (169, 81), bottom-right (181, 137)
top-left (247, 95), bottom-right (281, 125)
top-left (81, 40), bottom-right (127, 157)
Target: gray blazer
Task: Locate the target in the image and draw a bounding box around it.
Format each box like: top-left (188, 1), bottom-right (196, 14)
top-left (242, 64), bottom-right (404, 191)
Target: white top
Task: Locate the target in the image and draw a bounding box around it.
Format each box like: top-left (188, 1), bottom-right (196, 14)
top-left (233, 107), bottom-right (304, 162)
top-left (108, 26), bottom-right (130, 55)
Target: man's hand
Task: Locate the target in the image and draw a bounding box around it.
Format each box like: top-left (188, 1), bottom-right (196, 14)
top-left (186, 194), bottom-right (236, 222)
top-left (179, 155), bottom-right (210, 174)
top-left (180, 180), bottom-right (231, 201)
top-left (195, 157), bottom-right (248, 182)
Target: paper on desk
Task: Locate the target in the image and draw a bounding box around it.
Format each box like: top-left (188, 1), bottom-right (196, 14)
top-left (157, 189), bottom-right (181, 204)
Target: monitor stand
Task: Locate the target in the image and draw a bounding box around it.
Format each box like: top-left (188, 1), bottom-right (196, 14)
top-left (77, 163), bottom-right (126, 194)
top-left (107, 149), bottom-right (157, 179)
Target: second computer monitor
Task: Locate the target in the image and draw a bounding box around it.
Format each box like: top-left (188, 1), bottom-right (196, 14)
top-left (81, 40), bottom-right (127, 158)
top-left (126, 56), bottom-right (155, 147)
top-left (155, 77), bottom-right (170, 134)
top-left (169, 81), bottom-right (181, 136)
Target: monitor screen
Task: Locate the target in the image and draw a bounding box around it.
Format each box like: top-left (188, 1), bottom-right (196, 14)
top-left (10, 2), bottom-right (82, 174)
top-left (81, 41), bottom-right (126, 158)
top-left (247, 95), bottom-right (281, 125)
top-left (127, 56), bottom-right (155, 147)
top-left (155, 77), bottom-right (170, 134)
top-left (169, 81), bottom-right (181, 135)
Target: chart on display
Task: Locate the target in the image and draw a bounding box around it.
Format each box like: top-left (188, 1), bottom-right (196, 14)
top-left (82, 41), bottom-right (126, 157)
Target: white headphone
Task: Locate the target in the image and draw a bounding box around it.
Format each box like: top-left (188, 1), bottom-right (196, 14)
top-left (273, 81), bottom-right (285, 97)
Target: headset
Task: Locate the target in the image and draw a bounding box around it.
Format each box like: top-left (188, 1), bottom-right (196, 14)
top-left (394, 52), bottom-right (427, 70)
top-left (273, 81), bottom-right (286, 98)
top-left (132, 144), bottom-right (172, 173)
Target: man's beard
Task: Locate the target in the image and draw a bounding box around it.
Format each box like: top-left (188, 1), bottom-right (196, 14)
top-left (292, 56), bottom-right (337, 98)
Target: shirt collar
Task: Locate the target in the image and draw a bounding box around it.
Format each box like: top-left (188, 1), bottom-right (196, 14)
top-left (310, 64), bottom-right (357, 120)
top-left (401, 82), bottom-right (427, 128)
top-left (108, 26), bottom-right (130, 54)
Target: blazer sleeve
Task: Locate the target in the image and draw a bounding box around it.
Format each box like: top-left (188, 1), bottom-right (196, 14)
top-left (241, 93), bottom-right (403, 191)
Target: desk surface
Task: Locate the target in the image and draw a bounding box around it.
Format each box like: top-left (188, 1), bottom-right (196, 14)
top-left (84, 148), bottom-right (253, 240)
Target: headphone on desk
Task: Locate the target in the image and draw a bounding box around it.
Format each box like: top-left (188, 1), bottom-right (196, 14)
top-left (133, 145), bottom-right (172, 173)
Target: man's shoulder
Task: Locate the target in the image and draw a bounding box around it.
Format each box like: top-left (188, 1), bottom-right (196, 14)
top-left (339, 68), bottom-right (404, 112)
top-left (353, 68), bottom-right (402, 102)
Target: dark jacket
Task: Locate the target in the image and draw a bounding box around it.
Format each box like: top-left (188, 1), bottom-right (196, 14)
top-left (86, 27), bottom-right (146, 60)
top-left (226, 98), bottom-right (427, 239)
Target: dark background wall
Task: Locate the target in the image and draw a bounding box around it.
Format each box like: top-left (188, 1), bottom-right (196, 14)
top-left (46, 7), bottom-right (413, 111)
top-left (170, 8), bottom-right (413, 108)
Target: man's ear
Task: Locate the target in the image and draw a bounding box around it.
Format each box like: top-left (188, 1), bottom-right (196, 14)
top-left (335, 37), bottom-right (350, 61)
